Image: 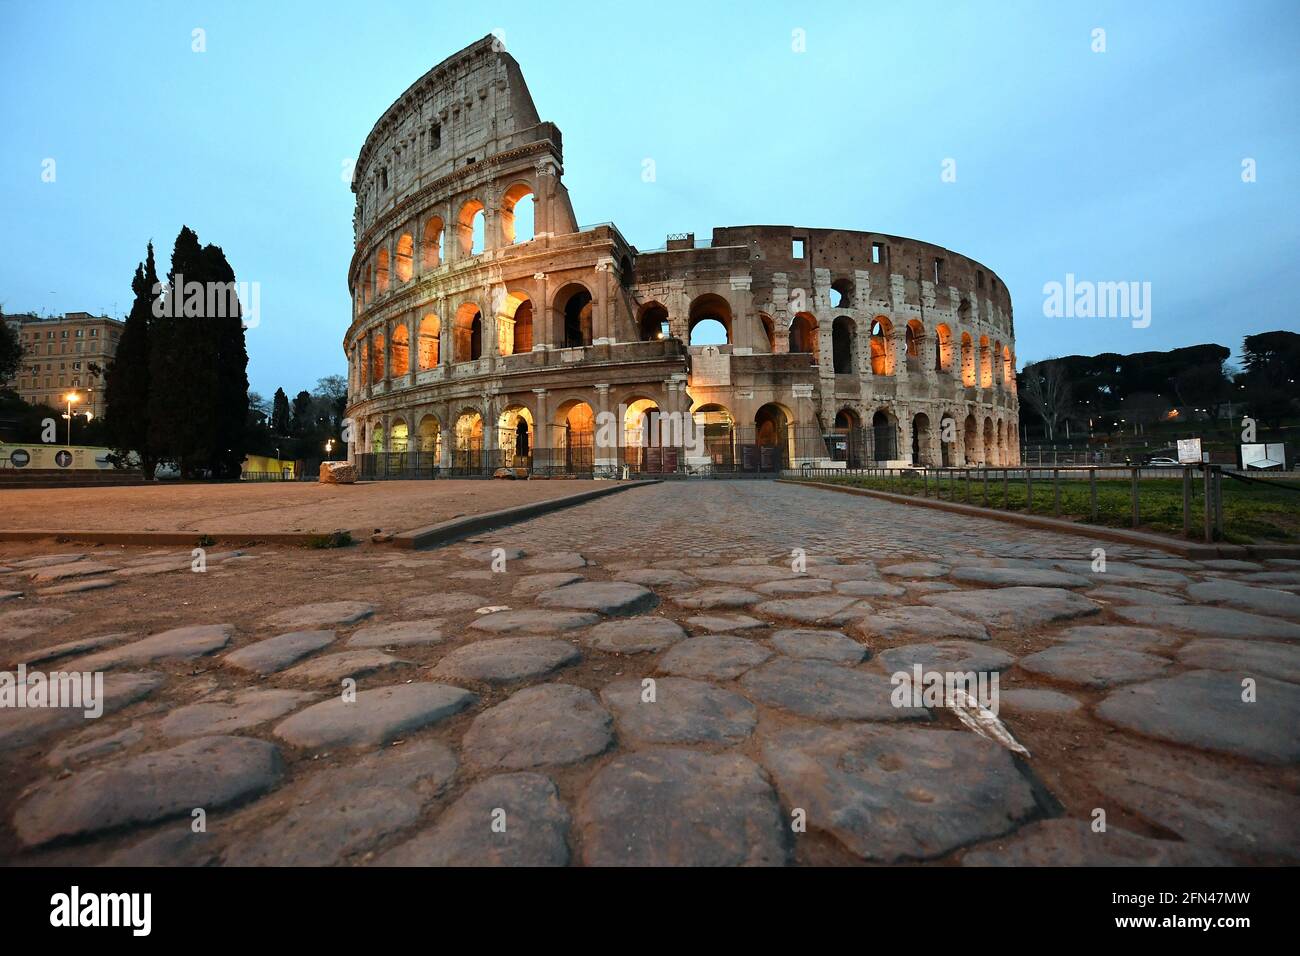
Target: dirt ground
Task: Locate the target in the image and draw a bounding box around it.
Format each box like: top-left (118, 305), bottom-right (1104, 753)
top-left (0, 479), bottom-right (604, 537)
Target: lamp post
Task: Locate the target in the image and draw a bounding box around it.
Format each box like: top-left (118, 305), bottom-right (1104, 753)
top-left (63, 391), bottom-right (80, 447)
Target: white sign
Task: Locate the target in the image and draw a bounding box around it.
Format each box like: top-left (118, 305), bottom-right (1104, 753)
top-left (1241, 443), bottom-right (1286, 470)
top-left (1176, 438), bottom-right (1202, 465)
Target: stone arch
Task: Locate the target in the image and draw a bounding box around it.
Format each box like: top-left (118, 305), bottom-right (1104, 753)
top-left (358, 338), bottom-right (369, 386)
top-left (457, 199), bottom-right (486, 257)
top-left (637, 301), bottom-right (669, 342)
top-left (389, 416), bottom-right (409, 452)
top-left (418, 313), bottom-right (440, 369)
top-left (870, 316), bottom-right (894, 375)
top-left (395, 233), bottom-right (414, 283)
top-left (501, 181), bottom-right (536, 244)
top-left (832, 316), bottom-right (855, 374)
top-left (375, 248), bottom-right (389, 295)
top-left (370, 330), bottom-right (385, 382)
top-left (693, 402), bottom-right (734, 466)
top-left (688, 293), bottom-right (733, 345)
top-left (905, 319), bottom-right (925, 370)
top-left (417, 413), bottom-right (442, 456)
top-left (911, 412), bottom-right (932, 466)
top-left (501, 291), bottom-right (533, 356)
top-left (362, 265), bottom-right (372, 305)
top-left (422, 216), bottom-right (444, 269)
top-left (963, 413), bottom-right (979, 464)
top-left (622, 396), bottom-right (661, 451)
top-left (390, 324), bottom-right (409, 376)
top-left (453, 302), bottom-right (483, 362)
top-left (983, 416), bottom-right (995, 464)
top-left (553, 398), bottom-right (595, 472)
top-left (454, 407), bottom-right (484, 451)
top-left (553, 282), bottom-right (593, 349)
top-left (979, 335), bottom-right (993, 388)
top-left (935, 323), bottom-right (954, 373)
top-left (1002, 344), bottom-right (1014, 386)
top-left (789, 312), bottom-right (819, 362)
top-left (960, 332), bottom-right (975, 386)
top-left (829, 277), bottom-right (854, 310)
top-left (871, 408), bottom-right (898, 461)
top-left (498, 403), bottom-right (535, 463)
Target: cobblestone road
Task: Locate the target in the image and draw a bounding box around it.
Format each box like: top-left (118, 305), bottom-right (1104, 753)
top-left (1, 481), bottom-right (1297, 865)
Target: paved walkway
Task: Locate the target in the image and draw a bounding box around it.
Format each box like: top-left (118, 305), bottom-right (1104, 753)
top-left (0, 479), bottom-right (597, 536)
top-left (1, 481), bottom-right (1296, 865)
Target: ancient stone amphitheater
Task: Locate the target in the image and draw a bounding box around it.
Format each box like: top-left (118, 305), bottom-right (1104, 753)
top-left (344, 36), bottom-right (1020, 477)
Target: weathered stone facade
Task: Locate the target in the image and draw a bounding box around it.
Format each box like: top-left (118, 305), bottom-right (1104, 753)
top-left (343, 36), bottom-right (1019, 472)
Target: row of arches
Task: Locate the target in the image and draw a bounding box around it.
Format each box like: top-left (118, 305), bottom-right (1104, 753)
top-left (355, 184), bottom-right (537, 313)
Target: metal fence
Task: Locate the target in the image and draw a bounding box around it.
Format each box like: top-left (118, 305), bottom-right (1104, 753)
top-left (795, 463), bottom-right (1229, 541)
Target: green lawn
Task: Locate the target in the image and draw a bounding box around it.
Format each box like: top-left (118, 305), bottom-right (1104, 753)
top-left (796, 472), bottom-right (1300, 544)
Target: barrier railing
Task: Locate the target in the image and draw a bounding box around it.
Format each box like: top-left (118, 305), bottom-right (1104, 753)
top-left (793, 463), bottom-right (1228, 542)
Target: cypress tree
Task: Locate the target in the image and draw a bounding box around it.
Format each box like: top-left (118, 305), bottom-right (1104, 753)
top-left (104, 243), bottom-right (159, 477)
top-left (271, 388), bottom-right (290, 434)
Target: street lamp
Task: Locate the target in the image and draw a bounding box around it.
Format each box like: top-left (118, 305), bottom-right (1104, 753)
top-left (325, 438), bottom-right (335, 460)
top-left (63, 391), bottom-right (80, 447)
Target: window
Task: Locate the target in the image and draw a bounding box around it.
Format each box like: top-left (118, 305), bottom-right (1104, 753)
top-left (379, 167), bottom-right (388, 190)
top-left (90, 329), bottom-right (97, 337)
top-left (871, 242), bottom-right (885, 265)
top-left (933, 258), bottom-right (944, 284)
top-left (429, 124), bottom-right (441, 150)
top-left (792, 238), bottom-right (805, 259)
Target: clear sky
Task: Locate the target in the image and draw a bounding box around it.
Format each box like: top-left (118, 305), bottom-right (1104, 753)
top-left (3, 0), bottom-right (1297, 399)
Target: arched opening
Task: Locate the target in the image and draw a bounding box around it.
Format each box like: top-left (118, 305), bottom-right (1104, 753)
top-left (788, 312), bottom-right (819, 362)
top-left (370, 331), bottom-right (385, 382)
top-left (983, 417), bottom-right (995, 464)
top-left (832, 407), bottom-right (864, 466)
top-left (939, 414), bottom-right (955, 467)
top-left (961, 333), bottom-right (976, 386)
top-left (753, 403), bottom-right (791, 471)
top-left (829, 278), bottom-right (854, 310)
top-left (911, 413), bottom-right (931, 466)
top-left (759, 313), bottom-right (776, 353)
top-left (395, 234), bottom-right (414, 283)
top-left (935, 324), bottom-right (953, 373)
top-left (871, 409), bottom-right (897, 461)
top-left (418, 314), bottom-right (440, 369)
top-left (502, 182), bottom-right (535, 244)
top-left (362, 265), bottom-right (372, 305)
top-left (1002, 344), bottom-right (1014, 386)
top-left (453, 303), bottom-right (483, 362)
top-left (417, 414), bottom-right (441, 457)
top-left (457, 199), bottom-right (486, 257)
top-left (554, 399), bottom-right (595, 473)
top-left (979, 335), bottom-right (992, 388)
top-left (389, 419), bottom-right (409, 453)
top-left (555, 284), bottom-right (593, 349)
top-left (963, 413), bottom-right (979, 464)
top-left (694, 403), bottom-right (734, 469)
top-left (621, 397), bottom-right (662, 471)
top-left (358, 339), bottom-right (369, 386)
top-left (870, 317), bottom-right (893, 375)
top-left (638, 302), bottom-right (669, 342)
top-left (453, 410), bottom-right (484, 471)
top-left (498, 404), bottom-right (534, 467)
top-left (905, 319), bottom-right (924, 371)
top-left (375, 249), bottom-right (389, 295)
top-left (370, 420), bottom-right (384, 454)
top-left (688, 294), bottom-right (733, 346)
top-left (832, 316), bottom-right (855, 374)
top-left (995, 420), bottom-right (1005, 466)
top-left (422, 217), bottom-right (444, 269)
top-left (506, 294), bottom-right (533, 355)
top-left (390, 324), bottom-right (409, 377)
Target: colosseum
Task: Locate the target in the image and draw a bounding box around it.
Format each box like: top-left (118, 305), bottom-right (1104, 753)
top-left (344, 36), bottom-right (1020, 477)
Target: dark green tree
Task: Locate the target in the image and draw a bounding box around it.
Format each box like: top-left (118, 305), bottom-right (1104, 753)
top-left (271, 387), bottom-right (290, 434)
top-left (290, 389), bottom-right (313, 437)
top-left (0, 316), bottom-right (22, 383)
top-left (104, 243), bottom-right (159, 477)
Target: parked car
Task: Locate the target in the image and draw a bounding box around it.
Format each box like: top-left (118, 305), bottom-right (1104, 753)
top-left (1145, 456), bottom-right (1181, 467)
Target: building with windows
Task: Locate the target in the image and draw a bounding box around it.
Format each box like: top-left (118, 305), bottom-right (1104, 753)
top-left (344, 37), bottom-right (1019, 475)
top-left (3, 311), bottom-right (123, 420)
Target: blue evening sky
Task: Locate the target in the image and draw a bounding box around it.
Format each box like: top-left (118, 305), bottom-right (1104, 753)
top-left (2, 0), bottom-right (1297, 398)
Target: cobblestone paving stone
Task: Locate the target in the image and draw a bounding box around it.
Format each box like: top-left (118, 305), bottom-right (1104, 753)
top-left (1, 480), bottom-right (1297, 866)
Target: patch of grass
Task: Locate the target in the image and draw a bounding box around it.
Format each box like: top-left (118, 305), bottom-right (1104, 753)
top-left (306, 530), bottom-right (353, 549)
top-left (797, 473), bottom-right (1300, 544)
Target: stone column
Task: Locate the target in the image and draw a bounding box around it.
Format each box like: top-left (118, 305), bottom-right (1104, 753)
top-left (532, 387), bottom-right (550, 461)
top-left (593, 384), bottom-right (615, 470)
